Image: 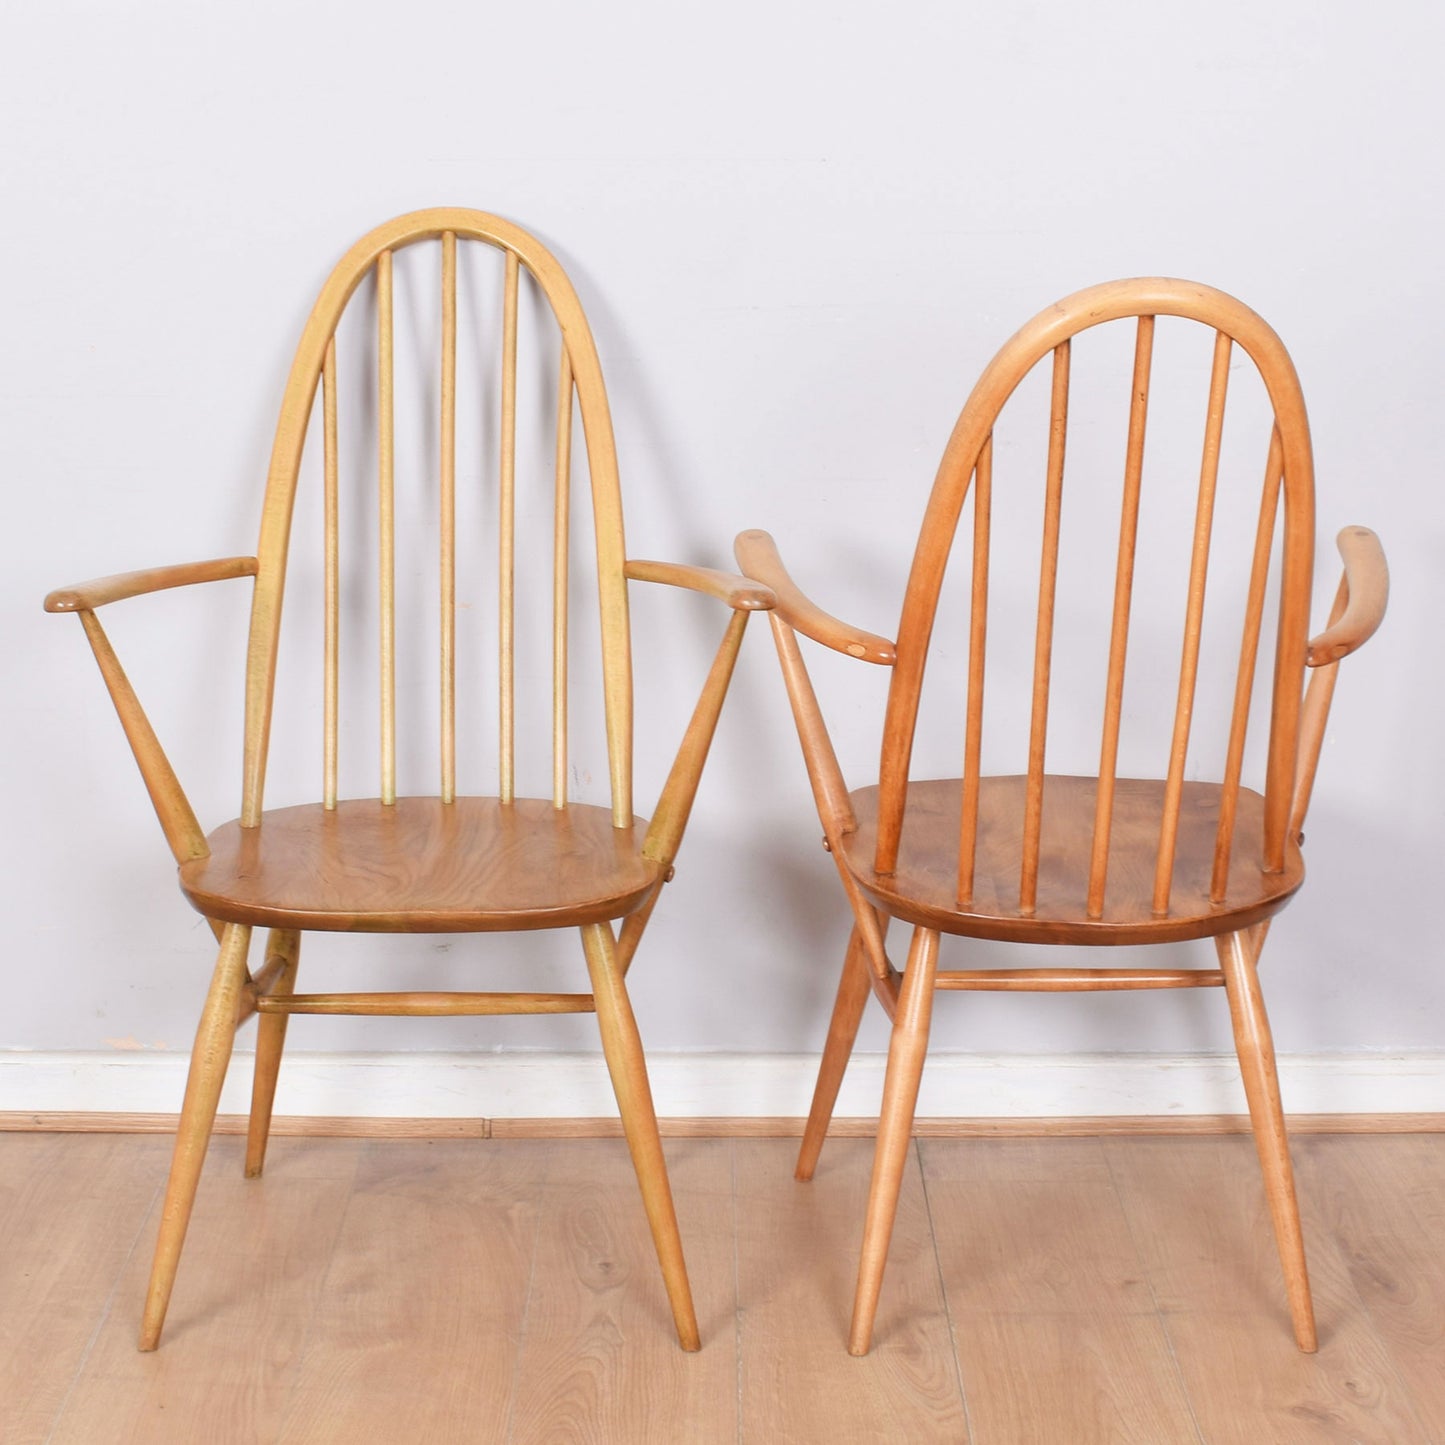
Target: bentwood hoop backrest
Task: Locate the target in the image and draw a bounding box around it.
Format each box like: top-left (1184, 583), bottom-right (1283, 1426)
top-left (239, 209), bottom-right (633, 829)
top-left (876, 280), bottom-right (1316, 917)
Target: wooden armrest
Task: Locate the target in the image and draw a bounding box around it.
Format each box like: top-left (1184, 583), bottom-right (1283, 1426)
top-left (624, 559), bottom-right (775, 611)
top-left (734, 529), bottom-right (896, 665)
top-left (44, 556), bottom-right (259, 613)
top-left (1306, 526), bottom-right (1388, 666)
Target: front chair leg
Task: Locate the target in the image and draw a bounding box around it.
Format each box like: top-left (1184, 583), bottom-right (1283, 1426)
top-left (580, 921), bottom-right (700, 1352)
top-left (850, 926), bottom-right (939, 1356)
top-left (245, 928), bottom-right (301, 1178)
top-left (140, 921), bottom-right (253, 1351)
top-left (1216, 927), bottom-right (1317, 1353)
top-left (796, 924), bottom-right (874, 1182)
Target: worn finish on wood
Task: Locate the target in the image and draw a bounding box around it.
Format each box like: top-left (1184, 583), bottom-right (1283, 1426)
top-left (795, 926), bottom-right (874, 1182)
top-left (849, 926), bottom-right (938, 1354)
top-left (139, 922), bottom-right (253, 1350)
top-left (180, 797), bottom-right (661, 933)
top-left (43, 555), bottom-right (258, 613)
top-left (46, 210), bottom-right (769, 1354)
top-left (737, 278), bottom-right (1387, 1356)
top-left (848, 775), bottom-right (1303, 944)
top-left (733, 529), bottom-right (895, 662)
top-left (243, 927), bottom-right (299, 1177)
top-left (582, 923), bottom-right (700, 1350)
top-left (1219, 925), bottom-right (1317, 1350)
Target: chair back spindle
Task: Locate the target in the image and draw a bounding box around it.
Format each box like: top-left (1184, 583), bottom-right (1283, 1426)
top-left (377, 247), bottom-right (397, 807)
top-left (1152, 329), bottom-right (1232, 916)
top-left (439, 230), bottom-right (458, 804)
top-left (1211, 429), bottom-right (1284, 901)
top-left (322, 336), bottom-right (340, 810)
top-left (1085, 314), bottom-right (1154, 917)
top-left (499, 249), bottom-right (519, 805)
top-left (955, 433), bottom-right (992, 907)
top-left (1018, 341), bottom-right (1072, 917)
top-left (553, 349), bottom-right (574, 809)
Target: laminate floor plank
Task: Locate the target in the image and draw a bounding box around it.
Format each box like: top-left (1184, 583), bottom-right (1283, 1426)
top-left (0, 1133), bottom-right (168, 1445)
top-left (1294, 1135), bottom-right (1445, 1440)
top-left (5, 1129), bottom-right (1445, 1443)
top-left (277, 1138), bottom-right (550, 1445)
top-left (506, 1139), bottom-right (738, 1445)
top-left (734, 1138), bottom-right (969, 1444)
top-left (1105, 1135), bottom-right (1429, 1444)
top-left (47, 1136), bottom-right (364, 1445)
top-left (921, 1138), bottom-right (1200, 1444)
top-left (951, 1312), bottom-right (1202, 1444)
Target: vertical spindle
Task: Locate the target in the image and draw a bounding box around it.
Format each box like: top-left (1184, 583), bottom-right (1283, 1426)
top-left (1019, 341), bottom-right (1071, 916)
top-left (499, 251), bottom-right (518, 802)
top-left (323, 335), bottom-right (339, 809)
top-left (956, 435), bottom-right (993, 907)
top-left (378, 250), bottom-right (396, 806)
top-left (1154, 329), bottom-right (1232, 914)
top-left (553, 348), bottom-right (573, 808)
top-left (1086, 316), bottom-right (1154, 917)
top-left (440, 232), bottom-right (457, 803)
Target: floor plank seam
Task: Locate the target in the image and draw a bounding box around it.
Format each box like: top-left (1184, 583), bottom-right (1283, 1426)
top-left (500, 1139), bottom-right (552, 1445)
top-left (729, 1139), bottom-right (744, 1445)
top-left (269, 1137), bottom-right (372, 1445)
top-left (42, 1167), bottom-right (165, 1445)
top-left (1100, 1139), bottom-right (1209, 1445)
top-left (916, 1138), bottom-right (974, 1443)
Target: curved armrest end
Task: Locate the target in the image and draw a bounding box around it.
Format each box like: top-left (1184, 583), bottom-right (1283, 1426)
top-left (734, 529), bottom-right (896, 665)
top-left (1306, 526), bottom-right (1388, 666)
top-left (624, 559), bottom-right (775, 611)
top-left (45, 556), bottom-right (259, 613)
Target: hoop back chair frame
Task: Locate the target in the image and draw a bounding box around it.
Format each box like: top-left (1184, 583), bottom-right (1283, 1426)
top-left (736, 278), bottom-right (1387, 1355)
top-left (46, 209), bottom-right (775, 1353)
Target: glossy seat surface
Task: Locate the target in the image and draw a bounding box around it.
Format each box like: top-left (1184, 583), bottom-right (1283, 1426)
top-left (843, 775), bottom-right (1304, 945)
top-left (180, 797), bottom-right (660, 933)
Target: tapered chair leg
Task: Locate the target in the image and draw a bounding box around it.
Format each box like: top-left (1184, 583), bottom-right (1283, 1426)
top-left (245, 928), bottom-right (301, 1179)
top-left (1216, 927), bottom-right (1317, 1353)
top-left (797, 925), bottom-right (874, 1182)
top-left (140, 922), bottom-right (253, 1351)
top-left (849, 926), bottom-right (938, 1356)
top-left (580, 921), bottom-right (700, 1352)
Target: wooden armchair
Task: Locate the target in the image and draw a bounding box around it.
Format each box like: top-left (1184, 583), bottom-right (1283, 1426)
top-left (46, 209), bottom-right (773, 1352)
top-left (737, 278), bottom-right (1387, 1355)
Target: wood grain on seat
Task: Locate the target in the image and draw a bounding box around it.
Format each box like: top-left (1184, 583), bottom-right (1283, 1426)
top-left (843, 776), bottom-right (1304, 946)
top-left (180, 798), bottom-right (660, 933)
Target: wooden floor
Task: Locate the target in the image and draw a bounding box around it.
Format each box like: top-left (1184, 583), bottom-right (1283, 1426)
top-left (3, 1132), bottom-right (1443, 1443)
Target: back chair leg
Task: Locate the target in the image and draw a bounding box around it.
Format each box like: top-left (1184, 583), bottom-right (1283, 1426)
top-left (245, 928), bottom-right (301, 1178)
top-left (796, 925), bottom-right (873, 1182)
top-left (140, 922), bottom-right (253, 1351)
top-left (580, 921), bottom-right (701, 1352)
top-left (1216, 927), bottom-right (1317, 1353)
top-left (849, 926), bottom-right (939, 1356)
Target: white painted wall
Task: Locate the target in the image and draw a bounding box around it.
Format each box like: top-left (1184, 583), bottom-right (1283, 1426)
top-left (3, 1), bottom-right (1440, 1111)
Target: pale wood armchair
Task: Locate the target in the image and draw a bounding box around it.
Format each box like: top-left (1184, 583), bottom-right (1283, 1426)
top-left (47, 209), bottom-right (773, 1352)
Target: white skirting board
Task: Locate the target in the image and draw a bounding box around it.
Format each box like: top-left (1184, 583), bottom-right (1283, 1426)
top-left (1, 1049), bottom-right (1442, 1119)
